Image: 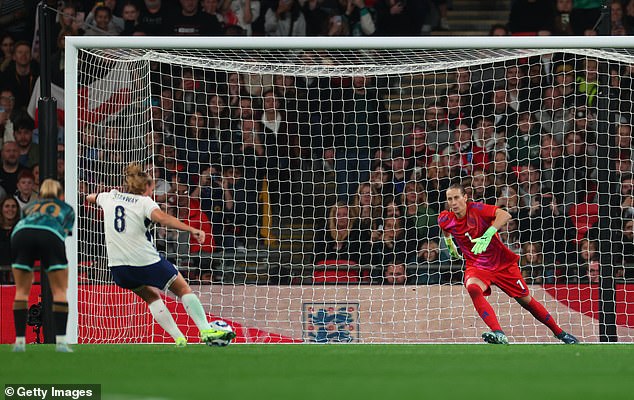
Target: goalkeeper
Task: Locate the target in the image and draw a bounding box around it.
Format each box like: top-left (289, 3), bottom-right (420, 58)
top-left (438, 182), bottom-right (578, 345)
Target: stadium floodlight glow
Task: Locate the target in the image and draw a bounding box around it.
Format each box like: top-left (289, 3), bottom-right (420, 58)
top-left (66, 36), bottom-right (634, 344)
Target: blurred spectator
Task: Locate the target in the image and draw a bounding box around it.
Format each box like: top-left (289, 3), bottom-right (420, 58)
top-left (534, 86), bottom-right (566, 144)
top-left (473, 116), bottom-right (503, 154)
top-left (491, 150), bottom-right (516, 188)
top-left (86, 0), bottom-right (125, 34)
top-left (374, 0), bottom-right (427, 36)
top-left (415, 239), bottom-right (442, 284)
top-left (506, 110), bottom-right (542, 168)
top-left (388, 148), bottom-right (410, 195)
top-left (202, 0), bottom-right (225, 27)
top-left (84, 6), bottom-right (123, 36)
top-left (0, 33), bottom-right (15, 73)
top-left (1, 41), bottom-right (38, 113)
top-left (536, 133), bottom-right (566, 204)
top-left (344, 0), bottom-right (376, 36)
top-left (404, 125), bottom-right (433, 170)
top-left (0, 196), bottom-right (20, 281)
top-left (516, 163), bottom-right (542, 208)
top-left (573, 237), bottom-right (599, 283)
top-left (14, 169), bottom-right (36, 211)
top-left (383, 260), bottom-right (407, 285)
top-left (50, 28), bottom-right (71, 87)
top-left (553, 63), bottom-right (576, 107)
top-left (313, 201), bottom-right (370, 266)
top-left (552, 0), bottom-right (574, 35)
top-left (444, 89), bottom-right (467, 130)
top-left (120, 1), bottom-right (142, 35)
top-left (495, 184), bottom-right (526, 221)
top-left (0, 140), bottom-right (25, 196)
top-left (168, 0), bottom-right (223, 35)
top-left (562, 130), bottom-right (597, 206)
top-left (350, 181), bottom-right (380, 233)
top-left (452, 122), bottom-right (489, 175)
top-left (520, 241), bottom-right (552, 284)
top-left (221, 0), bottom-right (261, 36)
top-left (324, 13), bottom-right (350, 36)
top-left (422, 102), bottom-right (450, 153)
top-left (489, 23), bottom-right (509, 36)
top-left (139, 0), bottom-right (172, 36)
top-left (470, 167), bottom-right (496, 205)
top-left (610, 0), bottom-right (629, 35)
top-left (175, 109), bottom-right (214, 177)
top-left (423, 161), bottom-right (450, 213)
top-left (0, 88), bottom-right (15, 125)
top-left (0, 103), bottom-right (12, 147)
top-left (13, 115), bottom-right (37, 169)
top-left (145, 159), bottom-right (172, 204)
top-left (265, 0), bottom-right (307, 36)
top-left (371, 215), bottom-right (415, 280)
top-left (369, 163), bottom-right (392, 197)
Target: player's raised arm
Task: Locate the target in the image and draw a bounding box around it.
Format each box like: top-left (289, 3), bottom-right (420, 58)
top-left (150, 208), bottom-right (205, 244)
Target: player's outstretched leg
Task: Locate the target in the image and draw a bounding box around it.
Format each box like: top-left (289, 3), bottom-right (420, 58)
top-left (516, 296), bottom-right (578, 343)
top-left (148, 298), bottom-right (187, 347)
top-left (482, 330), bottom-right (509, 345)
top-left (556, 331), bottom-right (579, 344)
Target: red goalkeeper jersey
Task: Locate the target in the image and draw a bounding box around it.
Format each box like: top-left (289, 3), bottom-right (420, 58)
top-left (438, 201), bottom-right (519, 271)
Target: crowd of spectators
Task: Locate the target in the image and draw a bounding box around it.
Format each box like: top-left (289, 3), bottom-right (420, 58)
top-left (1, 0), bottom-right (634, 285)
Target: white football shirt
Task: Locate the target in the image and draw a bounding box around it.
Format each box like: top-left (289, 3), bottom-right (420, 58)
top-left (97, 190), bottom-right (161, 266)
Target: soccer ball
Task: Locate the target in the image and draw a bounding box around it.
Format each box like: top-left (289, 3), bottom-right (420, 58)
top-left (207, 320), bottom-right (234, 347)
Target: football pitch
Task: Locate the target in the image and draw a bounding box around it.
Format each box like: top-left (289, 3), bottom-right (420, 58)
top-left (2, 344), bottom-right (634, 400)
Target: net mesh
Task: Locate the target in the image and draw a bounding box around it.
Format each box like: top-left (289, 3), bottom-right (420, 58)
top-left (74, 45), bottom-right (634, 343)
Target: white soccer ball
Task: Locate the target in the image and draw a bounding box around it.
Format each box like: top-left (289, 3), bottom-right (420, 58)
top-left (207, 320), bottom-right (234, 347)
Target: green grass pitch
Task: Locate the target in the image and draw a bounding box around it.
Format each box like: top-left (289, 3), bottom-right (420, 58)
top-left (2, 344), bottom-right (634, 400)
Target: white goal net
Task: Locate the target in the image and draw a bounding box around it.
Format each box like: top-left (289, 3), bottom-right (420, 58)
top-left (66, 37), bottom-right (634, 344)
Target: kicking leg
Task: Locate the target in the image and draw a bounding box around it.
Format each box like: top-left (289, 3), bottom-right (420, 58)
top-left (516, 295), bottom-right (578, 344)
top-left (135, 286), bottom-right (186, 346)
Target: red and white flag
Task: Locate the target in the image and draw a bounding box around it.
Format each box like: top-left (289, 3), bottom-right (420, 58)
top-left (27, 78), bottom-right (65, 127)
top-left (77, 65), bottom-right (133, 129)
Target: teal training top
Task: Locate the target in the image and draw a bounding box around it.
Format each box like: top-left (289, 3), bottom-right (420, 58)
top-left (12, 198), bottom-right (75, 241)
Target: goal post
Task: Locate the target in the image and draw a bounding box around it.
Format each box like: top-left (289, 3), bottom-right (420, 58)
top-left (65, 36), bottom-right (634, 344)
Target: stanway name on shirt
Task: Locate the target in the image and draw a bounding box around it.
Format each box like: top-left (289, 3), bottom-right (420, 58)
top-left (114, 192), bottom-right (140, 203)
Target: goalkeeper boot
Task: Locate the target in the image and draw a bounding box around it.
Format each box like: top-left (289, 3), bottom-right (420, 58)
top-left (55, 343), bottom-right (74, 353)
top-left (175, 336), bottom-right (187, 348)
top-left (200, 328), bottom-right (236, 345)
top-left (482, 330), bottom-right (509, 345)
top-left (556, 331), bottom-right (579, 344)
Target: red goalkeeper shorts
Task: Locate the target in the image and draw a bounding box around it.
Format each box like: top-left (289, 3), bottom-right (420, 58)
top-left (464, 263), bottom-right (530, 298)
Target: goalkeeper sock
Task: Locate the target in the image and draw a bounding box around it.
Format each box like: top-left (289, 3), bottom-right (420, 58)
top-left (53, 301), bottom-right (69, 344)
top-left (181, 293), bottom-right (211, 331)
top-left (148, 299), bottom-right (185, 340)
top-left (521, 297), bottom-right (563, 336)
top-left (466, 284), bottom-right (503, 332)
top-left (13, 300), bottom-right (28, 338)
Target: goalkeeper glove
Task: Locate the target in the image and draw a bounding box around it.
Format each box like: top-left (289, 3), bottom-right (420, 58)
top-left (470, 226), bottom-right (498, 255)
top-left (444, 235), bottom-right (462, 260)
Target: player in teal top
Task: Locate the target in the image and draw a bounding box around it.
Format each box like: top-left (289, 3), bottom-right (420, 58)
top-left (11, 179), bottom-right (75, 352)
top-left (13, 195), bottom-right (75, 242)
